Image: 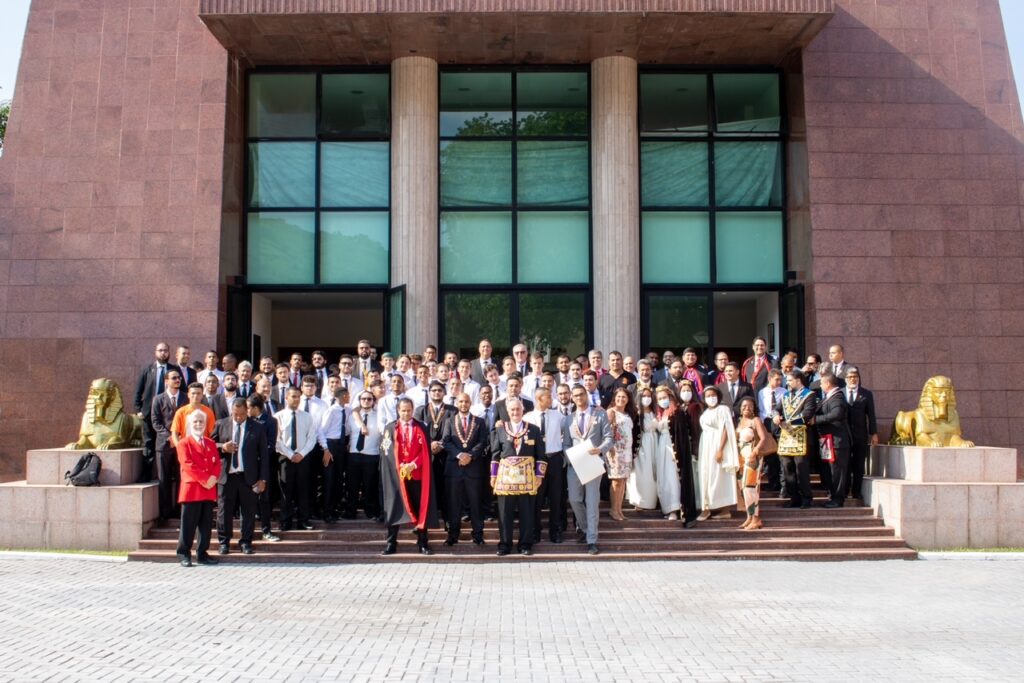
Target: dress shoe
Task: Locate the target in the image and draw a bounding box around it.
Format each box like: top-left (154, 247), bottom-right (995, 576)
top-left (218, 545), bottom-right (229, 555)
top-left (324, 515), bottom-right (338, 524)
top-left (683, 520), bottom-right (698, 529)
top-left (380, 545), bottom-right (397, 556)
top-left (178, 556), bottom-right (192, 567)
top-left (496, 548), bottom-right (510, 556)
top-left (783, 500), bottom-right (801, 509)
top-left (461, 514), bottom-right (471, 522)
top-left (419, 547), bottom-right (433, 556)
top-left (300, 521), bottom-right (314, 530)
top-left (520, 548), bottom-right (533, 556)
top-left (576, 531), bottom-right (587, 544)
top-left (485, 515), bottom-right (498, 523)
top-left (340, 512), bottom-right (357, 520)
top-left (279, 522), bottom-right (293, 532)
top-left (473, 538), bottom-right (485, 546)
top-left (532, 533), bottom-right (541, 545)
top-left (196, 555), bottom-right (218, 566)
top-left (799, 502), bottom-right (812, 509)
top-left (444, 538), bottom-right (457, 547)
top-left (550, 533), bottom-right (563, 544)
top-left (240, 545), bottom-right (254, 555)
top-left (587, 544), bottom-right (599, 556)
top-left (824, 501), bottom-right (841, 509)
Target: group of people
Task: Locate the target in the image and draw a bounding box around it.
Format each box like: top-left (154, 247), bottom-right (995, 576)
top-left (133, 337), bottom-right (879, 564)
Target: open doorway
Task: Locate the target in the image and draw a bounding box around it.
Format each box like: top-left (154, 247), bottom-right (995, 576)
top-left (250, 291), bottom-right (385, 362)
top-left (712, 291), bottom-right (780, 364)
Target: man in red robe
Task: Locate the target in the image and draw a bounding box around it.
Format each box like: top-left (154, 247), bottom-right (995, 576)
top-left (379, 398), bottom-right (438, 555)
top-left (176, 410), bottom-right (222, 567)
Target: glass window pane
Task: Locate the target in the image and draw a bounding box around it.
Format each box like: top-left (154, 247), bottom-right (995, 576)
top-left (247, 212), bottom-right (315, 284)
top-left (247, 142), bottom-right (315, 208)
top-left (321, 73), bottom-right (390, 137)
top-left (519, 292), bottom-right (587, 360)
top-left (640, 74), bottom-right (708, 135)
top-left (714, 141), bottom-right (782, 207)
top-left (647, 294), bottom-right (710, 357)
top-left (518, 212), bottom-right (589, 283)
top-left (715, 212), bottom-right (784, 284)
top-left (388, 287), bottom-right (404, 356)
top-left (517, 141), bottom-right (589, 207)
top-left (248, 74), bottom-right (316, 138)
top-left (440, 72), bottom-right (513, 137)
top-left (440, 141), bottom-right (512, 207)
top-left (440, 212), bottom-right (512, 284)
top-left (444, 293), bottom-right (512, 359)
top-left (714, 73), bottom-right (781, 133)
top-left (321, 142), bottom-right (390, 208)
top-left (320, 212), bottom-right (389, 284)
top-left (642, 212), bottom-right (710, 284)
top-left (641, 142), bottom-right (709, 207)
top-left (516, 72), bottom-right (588, 136)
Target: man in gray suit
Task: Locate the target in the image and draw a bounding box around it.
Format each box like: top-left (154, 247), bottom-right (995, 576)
top-left (562, 384), bottom-right (613, 555)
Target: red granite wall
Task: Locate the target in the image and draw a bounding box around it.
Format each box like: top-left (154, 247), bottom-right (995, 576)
top-left (803, 0), bottom-right (1024, 475)
top-left (0, 0), bottom-right (229, 475)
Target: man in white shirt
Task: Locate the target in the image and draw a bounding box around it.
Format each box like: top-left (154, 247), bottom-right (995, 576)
top-left (470, 338), bottom-right (495, 385)
top-left (525, 388), bottom-right (569, 544)
top-left (197, 350), bottom-right (224, 390)
top-left (408, 365), bottom-right (432, 409)
top-left (377, 374), bottom-right (407, 432)
top-left (581, 371), bottom-right (602, 408)
top-left (757, 369), bottom-right (786, 493)
top-left (319, 386), bottom-right (350, 523)
top-left (521, 352), bottom-right (547, 400)
top-left (456, 358), bottom-right (481, 405)
top-left (344, 390), bottom-right (383, 520)
top-left (562, 384), bottom-right (613, 555)
top-left (274, 386), bottom-right (318, 530)
top-left (335, 355), bottom-right (365, 405)
top-left (484, 364), bottom-right (506, 403)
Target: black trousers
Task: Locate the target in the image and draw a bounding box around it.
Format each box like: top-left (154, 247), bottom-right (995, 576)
top-left (323, 438), bottom-right (347, 517)
top-left (140, 416), bottom-right (156, 483)
top-left (346, 452), bottom-right (381, 517)
top-left (679, 456), bottom-right (698, 525)
top-left (497, 494), bottom-right (535, 552)
top-left (156, 447), bottom-right (180, 520)
top-left (279, 455), bottom-right (311, 526)
top-left (218, 472), bottom-right (258, 546)
top-left (848, 443), bottom-right (869, 498)
top-left (781, 455), bottom-right (813, 504)
top-left (446, 476), bottom-right (484, 542)
top-left (177, 501), bottom-right (213, 559)
top-left (762, 418), bottom-right (782, 491)
top-left (306, 445), bottom-right (324, 517)
top-left (432, 453), bottom-right (447, 521)
top-left (385, 480), bottom-right (429, 549)
top-left (534, 453), bottom-right (566, 539)
top-left (829, 447), bottom-right (851, 504)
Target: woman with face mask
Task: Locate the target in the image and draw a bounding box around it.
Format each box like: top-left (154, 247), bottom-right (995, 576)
top-left (673, 380), bottom-right (702, 528)
top-left (648, 386), bottom-right (683, 519)
top-left (626, 387), bottom-right (659, 511)
top-left (696, 386), bottom-right (740, 522)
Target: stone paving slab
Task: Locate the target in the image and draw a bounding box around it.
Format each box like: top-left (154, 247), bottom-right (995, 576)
top-left (0, 559), bottom-right (1020, 681)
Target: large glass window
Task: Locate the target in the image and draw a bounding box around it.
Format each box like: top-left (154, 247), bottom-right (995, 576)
top-left (440, 69), bottom-right (592, 356)
top-left (245, 71), bottom-right (390, 286)
top-left (639, 71), bottom-right (784, 288)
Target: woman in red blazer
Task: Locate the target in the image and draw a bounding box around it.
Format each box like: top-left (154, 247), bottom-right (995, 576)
top-left (176, 411), bottom-right (221, 567)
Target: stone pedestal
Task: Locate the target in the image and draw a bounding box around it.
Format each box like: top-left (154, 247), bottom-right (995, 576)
top-left (0, 448), bottom-right (157, 552)
top-left (863, 446), bottom-right (1024, 549)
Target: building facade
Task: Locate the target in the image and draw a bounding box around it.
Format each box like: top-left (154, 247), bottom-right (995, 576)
top-left (0, 0), bottom-right (1022, 476)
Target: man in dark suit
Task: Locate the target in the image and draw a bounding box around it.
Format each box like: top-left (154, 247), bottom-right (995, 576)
top-left (441, 392), bottom-right (489, 546)
top-left (414, 381), bottom-right (456, 525)
top-left (213, 398), bottom-right (269, 555)
top-left (174, 345), bottom-right (197, 386)
top-left (469, 338), bottom-right (496, 385)
top-left (133, 342), bottom-right (171, 483)
top-left (207, 372), bottom-right (239, 421)
top-left (494, 374), bottom-right (534, 423)
top-left (741, 336), bottom-right (777, 393)
top-left (820, 344), bottom-right (852, 388)
top-left (718, 362), bottom-right (756, 417)
top-left (490, 397), bottom-right (545, 556)
top-left (151, 369), bottom-right (187, 520)
top-left (813, 373), bottom-right (853, 508)
top-left (354, 339), bottom-right (382, 382)
top-left (247, 392), bottom-right (280, 543)
top-left (844, 367), bottom-right (877, 500)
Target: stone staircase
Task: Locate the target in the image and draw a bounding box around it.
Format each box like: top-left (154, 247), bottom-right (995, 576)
top-left (128, 489), bottom-right (917, 563)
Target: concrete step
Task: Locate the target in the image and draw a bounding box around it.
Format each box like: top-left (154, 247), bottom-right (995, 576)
top-left (127, 546), bottom-right (919, 563)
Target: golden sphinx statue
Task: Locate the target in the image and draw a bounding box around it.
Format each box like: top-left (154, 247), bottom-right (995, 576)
top-left (889, 375), bottom-right (974, 448)
top-left (66, 378), bottom-right (144, 450)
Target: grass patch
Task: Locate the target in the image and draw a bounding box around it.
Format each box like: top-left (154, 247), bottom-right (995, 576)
top-left (919, 547), bottom-right (1024, 553)
top-left (0, 548), bottom-right (129, 557)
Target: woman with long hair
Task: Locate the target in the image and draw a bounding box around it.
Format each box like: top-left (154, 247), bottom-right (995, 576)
top-left (651, 385), bottom-right (682, 520)
top-left (605, 387), bottom-right (639, 521)
top-left (627, 386), bottom-right (658, 511)
top-left (696, 385), bottom-right (740, 521)
top-left (737, 396), bottom-right (772, 530)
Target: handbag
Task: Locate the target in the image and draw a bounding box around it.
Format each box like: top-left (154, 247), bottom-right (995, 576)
top-left (757, 430), bottom-right (778, 457)
top-left (818, 433), bottom-right (836, 463)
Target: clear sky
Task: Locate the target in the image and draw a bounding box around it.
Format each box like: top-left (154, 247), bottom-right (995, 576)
top-left (0, 0), bottom-right (1023, 106)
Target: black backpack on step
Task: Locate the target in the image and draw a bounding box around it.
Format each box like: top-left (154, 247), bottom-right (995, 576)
top-left (65, 452), bottom-right (102, 486)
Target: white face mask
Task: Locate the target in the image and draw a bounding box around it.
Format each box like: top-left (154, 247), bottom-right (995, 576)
top-left (705, 396), bottom-right (719, 408)
top-left (641, 396), bottom-right (652, 407)
top-left (680, 390), bottom-right (693, 402)
top-left (657, 398), bottom-right (671, 409)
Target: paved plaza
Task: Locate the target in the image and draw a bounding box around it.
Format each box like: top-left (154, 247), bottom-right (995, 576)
top-left (0, 557), bottom-right (1020, 682)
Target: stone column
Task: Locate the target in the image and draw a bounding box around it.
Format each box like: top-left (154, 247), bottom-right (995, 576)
top-left (390, 56), bottom-right (439, 351)
top-left (591, 56), bottom-right (641, 356)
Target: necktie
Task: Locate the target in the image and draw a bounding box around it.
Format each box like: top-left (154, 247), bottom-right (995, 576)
top-left (540, 414), bottom-right (547, 445)
top-left (463, 415), bottom-right (469, 433)
top-left (155, 366), bottom-right (164, 397)
top-left (577, 412), bottom-right (585, 434)
top-left (731, 383), bottom-right (737, 401)
top-left (232, 422), bottom-right (241, 471)
top-left (303, 398), bottom-right (310, 413)
top-left (290, 412), bottom-right (298, 451)
top-left (562, 406), bottom-right (569, 416)
top-left (849, 390), bottom-right (855, 404)
top-left (356, 413), bottom-right (368, 450)
top-left (330, 397), bottom-right (336, 406)
top-left (339, 407), bottom-right (346, 440)
top-left (591, 391), bottom-right (599, 406)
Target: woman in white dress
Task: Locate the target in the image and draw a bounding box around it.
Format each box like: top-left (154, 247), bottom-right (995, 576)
top-left (605, 388), bottom-right (637, 521)
top-left (696, 385), bottom-right (740, 521)
top-left (627, 386), bottom-right (658, 511)
top-left (651, 385), bottom-right (682, 520)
